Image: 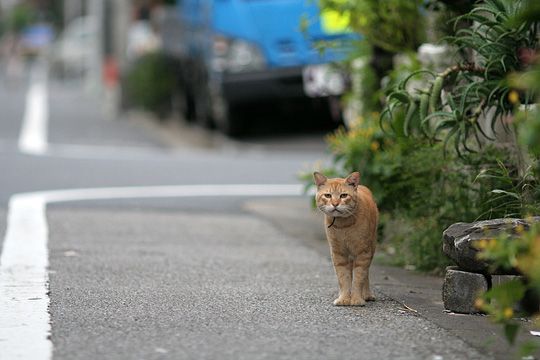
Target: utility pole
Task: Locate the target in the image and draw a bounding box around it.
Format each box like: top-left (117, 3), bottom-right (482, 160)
top-left (85, 0), bottom-right (104, 93)
top-left (113, 0), bottom-right (131, 72)
top-left (63, 0), bottom-right (84, 25)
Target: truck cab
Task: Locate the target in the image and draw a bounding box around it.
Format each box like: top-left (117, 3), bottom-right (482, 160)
top-left (176, 0), bottom-right (355, 135)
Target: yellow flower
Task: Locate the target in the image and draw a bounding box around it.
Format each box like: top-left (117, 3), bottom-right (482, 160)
top-left (486, 238), bottom-right (497, 249)
top-left (508, 90), bottom-right (520, 105)
top-left (476, 239), bottom-right (488, 249)
top-left (474, 298), bottom-right (485, 310)
top-left (370, 141), bottom-right (380, 152)
top-left (503, 307), bottom-right (514, 319)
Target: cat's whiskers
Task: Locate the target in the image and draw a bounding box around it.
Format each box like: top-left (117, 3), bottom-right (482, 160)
top-left (344, 207), bottom-right (358, 218)
top-left (338, 204), bottom-right (354, 216)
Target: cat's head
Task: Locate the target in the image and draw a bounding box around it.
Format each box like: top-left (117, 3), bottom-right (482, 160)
top-left (313, 172), bottom-right (360, 218)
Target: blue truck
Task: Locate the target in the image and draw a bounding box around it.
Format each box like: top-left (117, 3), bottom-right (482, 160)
top-left (173, 0), bottom-right (355, 135)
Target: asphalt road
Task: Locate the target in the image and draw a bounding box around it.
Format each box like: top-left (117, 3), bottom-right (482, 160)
top-left (0, 67), bottom-right (491, 359)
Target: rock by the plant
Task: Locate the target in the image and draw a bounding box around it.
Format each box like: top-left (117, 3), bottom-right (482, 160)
top-left (442, 217), bottom-right (540, 274)
top-left (442, 268), bottom-right (488, 314)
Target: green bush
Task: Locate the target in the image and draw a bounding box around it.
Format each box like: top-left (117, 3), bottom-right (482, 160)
top-left (123, 52), bottom-right (178, 118)
top-left (472, 2), bottom-right (540, 352)
top-left (475, 221), bottom-right (540, 355)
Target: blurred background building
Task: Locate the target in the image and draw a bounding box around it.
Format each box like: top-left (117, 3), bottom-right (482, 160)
top-left (0, 0), bottom-right (351, 134)
top-left (0, 0), bottom-right (162, 85)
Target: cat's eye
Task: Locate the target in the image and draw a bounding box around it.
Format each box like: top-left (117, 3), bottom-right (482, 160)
top-left (340, 194), bottom-right (349, 199)
top-left (323, 193), bottom-right (332, 198)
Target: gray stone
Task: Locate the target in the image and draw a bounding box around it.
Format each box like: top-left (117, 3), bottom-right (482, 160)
top-left (442, 217), bottom-right (540, 274)
top-left (491, 275), bottom-right (523, 287)
top-left (442, 269), bottom-right (489, 314)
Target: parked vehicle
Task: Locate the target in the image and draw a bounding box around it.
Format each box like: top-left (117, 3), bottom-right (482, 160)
top-left (49, 16), bottom-right (96, 78)
top-left (171, 0), bottom-right (356, 135)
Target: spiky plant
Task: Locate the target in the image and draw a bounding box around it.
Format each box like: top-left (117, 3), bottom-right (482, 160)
top-left (381, 0), bottom-right (539, 156)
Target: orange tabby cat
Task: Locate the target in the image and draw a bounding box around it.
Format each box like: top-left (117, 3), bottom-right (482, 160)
top-left (313, 171), bottom-right (379, 306)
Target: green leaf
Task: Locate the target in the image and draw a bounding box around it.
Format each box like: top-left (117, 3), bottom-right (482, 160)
top-left (388, 91), bottom-right (411, 104)
top-left (478, 41), bottom-right (515, 55)
top-left (462, 123), bottom-right (476, 153)
top-left (429, 76), bottom-right (444, 112)
top-left (454, 124), bottom-right (463, 157)
top-left (433, 119), bottom-right (458, 141)
top-left (379, 103), bottom-right (400, 134)
top-left (519, 341), bottom-right (540, 358)
top-left (403, 101), bottom-right (418, 137)
top-left (419, 93), bottom-right (429, 120)
top-left (504, 323), bottom-right (519, 345)
top-left (484, 0), bottom-right (507, 14)
top-left (423, 111), bottom-right (455, 123)
top-left (399, 70), bottom-right (437, 89)
top-left (442, 126), bottom-right (459, 154)
top-left (446, 93), bottom-right (457, 110)
top-left (491, 189), bottom-right (521, 199)
top-left (486, 279), bottom-right (526, 304)
top-left (458, 82), bottom-right (478, 114)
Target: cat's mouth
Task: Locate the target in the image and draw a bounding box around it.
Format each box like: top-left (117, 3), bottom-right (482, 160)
top-left (320, 205), bottom-right (349, 217)
top-left (332, 206), bottom-right (356, 218)
top-left (328, 208), bottom-right (346, 217)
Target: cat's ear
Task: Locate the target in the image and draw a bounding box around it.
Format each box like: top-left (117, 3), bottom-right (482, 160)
top-left (313, 172), bottom-right (327, 187)
top-left (345, 172), bottom-right (360, 188)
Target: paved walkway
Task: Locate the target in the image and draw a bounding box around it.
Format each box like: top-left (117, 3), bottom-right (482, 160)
top-left (248, 197), bottom-right (540, 360)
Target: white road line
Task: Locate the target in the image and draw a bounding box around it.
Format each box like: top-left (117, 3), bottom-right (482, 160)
top-left (0, 193), bottom-right (50, 360)
top-left (18, 64), bottom-right (48, 155)
top-left (42, 143), bottom-right (175, 160)
top-left (40, 184), bottom-right (307, 203)
top-left (0, 184), bottom-right (308, 360)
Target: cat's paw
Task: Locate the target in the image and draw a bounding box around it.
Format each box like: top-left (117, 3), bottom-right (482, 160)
top-left (365, 294), bottom-right (376, 302)
top-left (333, 295), bottom-right (351, 306)
top-left (349, 295), bottom-right (366, 306)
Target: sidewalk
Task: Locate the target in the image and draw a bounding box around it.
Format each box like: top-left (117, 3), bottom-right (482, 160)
top-left (245, 197), bottom-right (540, 360)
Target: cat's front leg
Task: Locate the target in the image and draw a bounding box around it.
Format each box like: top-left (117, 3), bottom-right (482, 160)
top-left (331, 253), bottom-right (352, 306)
top-left (350, 256), bottom-right (372, 306)
top-left (362, 271), bottom-right (376, 302)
